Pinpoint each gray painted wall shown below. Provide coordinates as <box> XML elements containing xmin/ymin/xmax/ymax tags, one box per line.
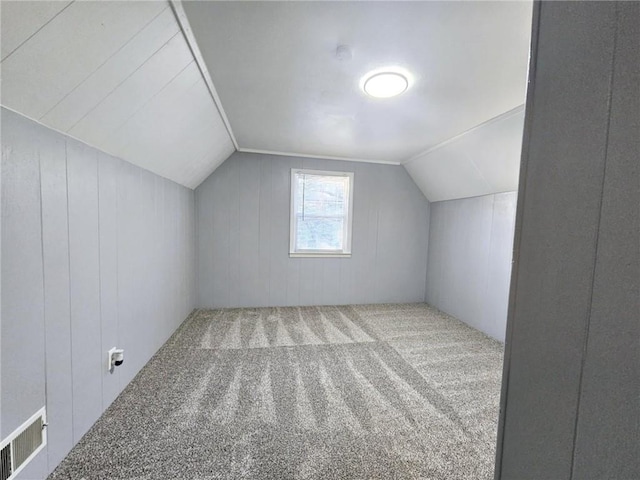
<box><xmin>496</xmin><ymin>3</ymin><xmax>639</xmax><ymax>479</ymax></box>
<box><xmin>426</xmin><ymin>192</ymin><xmax>517</xmax><ymax>341</ymax></box>
<box><xmin>1</xmin><ymin>107</ymin><xmax>197</xmax><ymax>479</ymax></box>
<box><xmin>0</xmin><ymin>100</ymin><xmax>4</xmax><ymax>442</ymax></box>
<box><xmin>196</xmin><ymin>152</ymin><xmax>430</xmax><ymax>308</ymax></box>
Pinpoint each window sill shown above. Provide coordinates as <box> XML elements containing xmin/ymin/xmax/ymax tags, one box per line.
<box><xmin>289</xmin><ymin>253</ymin><xmax>352</xmax><ymax>258</ymax></box>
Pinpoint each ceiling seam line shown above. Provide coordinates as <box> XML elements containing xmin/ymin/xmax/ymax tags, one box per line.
<box><xmin>104</xmin><ymin>58</ymin><xmax>205</xmax><ymax>160</ymax></box>
<box><xmin>237</xmin><ymin>148</ymin><xmax>400</xmax><ymax>166</ymax></box>
<box><xmin>86</xmin><ymin>56</ymin><xmax>196</xmax><ymax>150</ymax></box>
<box><xmin>38</xmin><ymin>4</ymin><xmax>172</xmax><ymax>122</ymax></box>
<box><xmin>403</xmin><ymin>104</ymin><xmax>525</xmax><ymax>165</ymax></box>
<box><xmin>139</xmin><ymin>69</ymin><xmax>235</xmax><ymax>186</ymax></box>
<box><xmin>1</xmin><ymin>0</ymin><xmax>75</xmax><ymax>63</ymax></box>
<box><xmin>467</xmin><ymin>153</ymin><xmax>494</xmax><ymax>192</ymax></box>
<box><xmin>65</xmin><ymin>30</ymin><xmax>185</xmax><ymax>134</ymax></box>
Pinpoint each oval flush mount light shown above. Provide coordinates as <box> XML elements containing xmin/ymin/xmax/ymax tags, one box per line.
<box><xmin>361</xmin><ymin>68</ymin><xmax>412</xmax><ymax>98</ymax></box>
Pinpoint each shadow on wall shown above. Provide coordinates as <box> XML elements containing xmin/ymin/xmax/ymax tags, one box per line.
<box><xmin>426</xmin><ymin>192</ymin><xmax>517</xmax><ymax>342</ymax></box>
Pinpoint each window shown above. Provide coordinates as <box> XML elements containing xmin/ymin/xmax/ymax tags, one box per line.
<box><xmin>290</xmin><ymin>169</ymin><xmax>354</xmax><ymax>257</ymax></box>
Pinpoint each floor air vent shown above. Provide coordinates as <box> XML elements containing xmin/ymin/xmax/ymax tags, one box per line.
<box><xmin>0</xmin><ymin>408</ymin><xmax>47</xmax><ymax>480</ymax></box>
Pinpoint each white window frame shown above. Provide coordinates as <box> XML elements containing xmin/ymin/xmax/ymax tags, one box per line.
<box><xmin>289</xmin><ymin>168</ymin><xmax>354</xmax><ymax>258</ymax></box>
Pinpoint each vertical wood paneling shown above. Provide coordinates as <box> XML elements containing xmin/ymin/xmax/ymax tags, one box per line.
<box><xmin>67</xmin><ymin>140</ymin><xmax>102</xmax><ymax>441</ymax></box>
<box><xmin>161</xmin><ymin>178</ymin><xmax>172</xmax><ymax>336</ymax></box>
<box><xmin>195</xmin><ymin>152</ymin><xmax>430</xmax><ymax>308</ymax></box>
<box><xmin>0</xmin><ymin>105</ymin><xmax>2</xmax><ymax>442</ymax></box>
<box><xmin>177</xmin><ymin>184</ymin><xmax>186</xmax><ymax>320</ymax></box>
<box><xmin>196</xmin><ymin>175</ymin><xmax>213</xmax><ymax>305</ymax></box>
<box><xmin>376</xmin><ymin>166</ymin><xmax>429</xmax><ymax>303</ymax></box>
<box><xmin>258</xmin><ymin>156</ymin><xmax>272</xmax><ymax>305</ymax></box>
<box><xmin>276</xmin><ymin>156</ymin><xmax>298</xmax><ymax>307</ymax></box>
<box><xmin>116</xmin><ymin>160</ymin><xmax>136</xmax><ymax>389</ymax></box>
<box><xmin>180</xmin><ymin>185</ymin><xmax>187</xmax><ymax>315</ymax></box>
<box><xmin>212</xmin><ymin>160</ymin><xmax>231</xmax><ymax>306</ymax></box>
<box><xmin>151</xmin><ymin>176</ymin><xmax>164</xmax><ymax>347</ymax></box>
<box><xmin>374</xmin><ymin>164</ymin><xmax>399</xmax><ymax>302</ymax></box>
<box><xmin>406</xmin><ymin>170</ymin><xmax>430</xmax><ymax>301</ymax></box>
<box><xmin>311</xmin><ymin>258</ymin><xmax>324</xmax><ymax>306</ymax></box>
<box><xmin>162</xmin><ymin>180</ymin><xmax>177</xmax><ymax>340</ymax></box>
<box><xmin>98</xmin><ymin>153</ymin><xmax>120</xmax><ymax>407</ymax></box>
<box><xmin>40</xmin><ymin>128</ymin><xmax>73</xmax><ymax>469</ymax></box>
<box><xmin>321</xmin><ymin>260</ymin><xmax>341</xmax><ymax>306</ymax></box>
<box><xmin>134</xmin><ymin>169</ymin><xmax>155</xmax><ymax>365</ymax></box>
<box><xmin>497</xmin><ymin>3</ymin><xmax>622</xmax><ymax>479</ymax></box>
<box><xmin>2</xmin><ymin>107</ymin><xmax>197</xmax><ymax>478</ymax></box>
<box><xmin>336</xmin><ymin>162</ymin><xmax>358</xmax><ymax>304</ymax></box>
<box><xmin>168</xmin><ymin>179</ymin><xmax>178</xmax><ymax>340</ymax></box>
<box><xmin>425</xmin><ymin>192</ymin><xmax>517</xmax><ymax>341</ymax></box>
<box><xmin>1</xmin><ymin>110</ymin><xmax>47</xmax><ymax>479</ymax></box>
<box><xmin>178</xmin><ymin>184</ymin><xmax>189</xmax><ymax>321</ymax></box>
<box><xmin>228</xmin><ymin>159</ymin><xmax>241</xmax><ymax>307</ymax></box>
<box><xmin>298</xmin><ymin>258</ymin><xmax>314</xmax><ymax>306</ymax></box>
<box><xmin>364</xmin><ymin>165</ymin><xmax>381</xmax><ymax>302</ymax></box>
<box><xmin>571</xmin><ymin>4</ymin><xmax>640</xmax><ymax>478</ymax></box>
<box><xmin>424</xmin><ymin>204</ymin><xmax>441</xmax><ymax>305</ymax></box>
<box><xmin>184</xmin><ymin>188</ymin><xmax>195</xmax><ymax>316</ymax></box>
<box><xmin>484</xmin><ymin>192</ymin><xmax>517</xmax><ymax>340</ymax></box>
<box><xmin>349</xmin><ymin>162</ymin><xmax>373</xmax><ymax>304</ymax></box>
<box><xmin>237</xmin><ymin>155</ymin><xmax>261</xmax><ymax>306</ymax></box>
<box><xmin>187</xmin><ymin>190</ymin><xmax>197</xmax><ymax>310</ymax></box>
<box><xmin>125</xmin><ymin>166</ymin><xmax>142</xmax><ymax>376</ymax></box>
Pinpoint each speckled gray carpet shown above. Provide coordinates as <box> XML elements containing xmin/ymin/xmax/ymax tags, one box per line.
<box><xmin>48</xmin><ymin>304</ymin><xmax>504</xmax><ymax>480</ymax></box>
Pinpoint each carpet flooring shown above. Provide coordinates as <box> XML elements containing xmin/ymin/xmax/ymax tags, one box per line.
<box><xmin>48</xmin><ymin>304</ymin><xmax>504</xmax><ymax>480</ymax></box>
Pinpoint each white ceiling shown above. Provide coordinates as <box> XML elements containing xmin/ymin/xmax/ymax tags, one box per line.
<box><xmin>405</xmin><ymin>106</ymin><xmax>525</xmax><ymax>202</ymax></box>
<box><xmin>1</xmin><ymin>1</ymin><xmax>531</xmax><ymax>198</ymax></box>
<box><xmin>0</xmin><ymin>0</ymin><xmax>234</xmax><ymax>189</ymax></box>
<box><xmin>182</xmin><ymin>0</ymin><xmax>532</xmax><ymax>164</ymax></box>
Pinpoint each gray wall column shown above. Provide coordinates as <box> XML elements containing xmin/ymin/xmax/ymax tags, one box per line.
<box><xmin>496</xmin><ymin>2</ymin><xmax>639</xmax><ymax>479</ymax></box>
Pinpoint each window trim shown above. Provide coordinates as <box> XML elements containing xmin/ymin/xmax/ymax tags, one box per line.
<box><xmin>289</xmin><ymin>168</ymin><xmax>354</xmax><ymax>258</ymax></box>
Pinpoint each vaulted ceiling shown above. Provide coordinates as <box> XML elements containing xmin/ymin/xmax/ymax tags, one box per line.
<box><xmin>1</xmin><ymin>1</ymin><xmax>532</xmax><ymax>199</ymax></box>
<box><xmin>183</xmin><ymin>0</ymin><xmax>531</xmax><ymax>164</ymax></box>
<box><xmin>1</xmin><ymin>0</ymin><xmax>234</xmax><ymax>189</ymax></box>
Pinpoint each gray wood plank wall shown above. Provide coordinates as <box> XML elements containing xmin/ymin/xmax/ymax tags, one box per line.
<box><xmin>496</xmin><ymin>2</ymin><xmax>639</xmax><ymax>479</ymax></box>
<box><xmin>195</xmin><ymin>152</ymin><xmax>430</xmax><ymax>308</ymax></box>
<box><xmin>426</xmin><ymin>192</ymin><xmax>517</xmax><ymax>341</ymax></box>
<box><xmin>0</xmin><ymin>107</ymin><xmax>197</xmax><ymax>478</ymax></box>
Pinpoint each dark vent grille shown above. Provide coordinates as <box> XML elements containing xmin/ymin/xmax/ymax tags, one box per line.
<box><xmin>0</xmin><ymin>444</ymin><xmax>12</xmax><ymax>480</ymax></box>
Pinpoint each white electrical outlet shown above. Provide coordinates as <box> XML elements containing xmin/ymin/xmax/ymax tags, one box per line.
<box><xmin>107</xmin><ymin>347</ymin><xmax>124</xmax><ymax>373</ymax></box>
<box><xmin>107</xmin><ymin>348</ymin><xmax>117</xmax><ymax>373</ymax></box>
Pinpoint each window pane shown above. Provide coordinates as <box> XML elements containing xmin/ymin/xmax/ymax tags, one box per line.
<box><xmin>295</xmin><ymin>174</ymin><xmax>347</xmax><ymax>217</ymax></box>
<box><xmin>296</xmin><ymin>216</ymin><xmax>344</xmax><ymax>250</ymax></box>
<box><xmin>291</xmin><ymin>170</ymin><xmax>353</xmax><ymax>255</ymax></box>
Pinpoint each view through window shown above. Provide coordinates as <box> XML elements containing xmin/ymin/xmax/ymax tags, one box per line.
<box><xmin>290</xmin><ymin>169</ymin><xmax>354</xmax><ymax>256</ymax></box>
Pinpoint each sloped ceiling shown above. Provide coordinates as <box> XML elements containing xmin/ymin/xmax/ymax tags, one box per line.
<box><xmin>1</xmin><ymin>1</ymin><xmax>532</xmax><ymax>199</ymax></box>
<box><xmin>405</xmin><ymin>107</ymin><xmax>525</xmax><ymax>202</ymax></box>
<box><xmin>0</xmin><ymin>0</ymin><xmax>234</xmax><ymax>189</ymax></box>
<box><xmin>181</xmin><ymin>1</ymin><xmax>531</xmax><ymax>168</ymax></box>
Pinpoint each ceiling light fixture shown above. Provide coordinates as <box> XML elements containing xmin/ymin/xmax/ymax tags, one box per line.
<box><xmin>361</xmin><ymin>68</ymin><xmax>411</xmax><ymax>99</ymax></box>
